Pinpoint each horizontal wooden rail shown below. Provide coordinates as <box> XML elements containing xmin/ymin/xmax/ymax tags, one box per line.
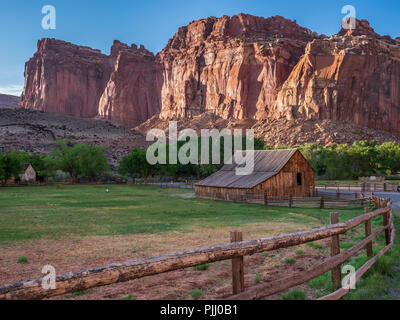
<box><xmin>316</xmin><ymin>182</ymin><xmax>400</xmax><ymax>193</ymax></box>
<box><xmin>0</xmin><ymin>206</ymin><xmax>392</xmax><ymax>300</ymax></box>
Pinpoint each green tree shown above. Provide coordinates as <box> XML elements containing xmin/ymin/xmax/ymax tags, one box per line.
<box><xmin>376</xmin><ymin>142</ymin><xmax>400</xmax><ymax>175</ymax></box>
<box><xmin>119</xmin><ymin>147</ymin><xmax>157</xmax><ymax>182</ymax></box>
<box><xmin>50</xmin><ymin>140</ymin><xmax>109</xmax><ymax>183</ymax></box>
<box><xmin>75</xmin><ymin>144</ymin><xmax>110</xmax><ymax>181</ymax></box>
<box><xmin>0</xmin><ymin>151</ymin><xmax>24</xmax><ymax>184</ymax></box>
<box><xmin>299</xmin><ymin>143</ymin><xmax>326</xmax><ymax>176</ymax></box>
<box><xmin>26</xmin><ymin>153</ymin><xmax>57</xmax><ymax>181</ymax></box>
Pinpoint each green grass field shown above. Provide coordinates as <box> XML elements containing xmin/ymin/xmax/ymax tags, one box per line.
<box><xmin>0</xmin><ymin>184</ymin><xmax>365</xmax><ymax>245</ymax></box>
<box><xmin>0</xmin><ymin>184</ymin><xmax>398</xmax><ymax>300</ymax></box>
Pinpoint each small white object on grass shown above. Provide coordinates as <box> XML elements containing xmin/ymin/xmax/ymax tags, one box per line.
<box><xmin>106</xmin><ymin>189</ymin><xmax>109</xmax><ymax>193</ymax></box>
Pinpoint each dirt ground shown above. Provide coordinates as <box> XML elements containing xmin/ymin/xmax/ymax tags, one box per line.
<box><xmin>0</xmin><ymin>224</ymin><xmax>331</xmax><ymax>300</ymax></box>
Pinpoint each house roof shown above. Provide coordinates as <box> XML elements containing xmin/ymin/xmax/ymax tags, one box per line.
<box><xmin>196</xmin><ymin>149</ymin><xmax>299</xmax><ymax>189</ymax></box>
<box><xmin>22</xmin><ymin>164</ymin><xmax>35</xmax><ymax>172</ymax></box>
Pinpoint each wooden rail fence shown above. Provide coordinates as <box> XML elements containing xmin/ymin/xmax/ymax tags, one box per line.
<box><xmin>0</xmin><ymin>196</ymin><xmax>394</xmax><ymax>300</ymax></box>
<box><xmin>201</xmin><ymin>190</ymin><xmax>372</xmax><ymax>209</ymax></box>
<box><xmin>317</xmin><ymin>182</ymin><xmax>400</xmax><ymax>193</ymax></box>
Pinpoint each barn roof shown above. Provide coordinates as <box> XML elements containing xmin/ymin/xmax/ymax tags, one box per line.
<box><xmin>196</xmin><ymin>149</ymin><xmax>298</xmax><ymax>189</ymax></box>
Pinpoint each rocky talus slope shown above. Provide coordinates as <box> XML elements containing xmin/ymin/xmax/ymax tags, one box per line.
<box><xmin>0</xmin><ymin>108</ymin><xmax>147</xmax><ymax>169</ymax></box>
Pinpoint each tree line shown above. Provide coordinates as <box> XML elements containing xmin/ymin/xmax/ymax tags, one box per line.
<box><xmin>119</xmin><ymin>139</ymin><xmax>400</xmax><ymax>181</ymax></box>
<box><xmin>299</xmin><ymin>141</ymin><xmax>400</xmax><ymax>180</ymax></box>
<box><xmin>1</xmin><ymin>139</ymin><xmax>399</xmax><ymax>184</ymax></box>
<box><xmin>0</xmin><ymin>140</ymin><xmax>109</xmax><ymax>184</ymax></box>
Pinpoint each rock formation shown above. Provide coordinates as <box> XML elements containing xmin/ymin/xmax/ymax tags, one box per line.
<box><xmin>20</xmin><ymin>38</ymin><xmax>113</xmax><ymax>118</ymax></box>
<box><xmin>98</xmin><ymin>41</ymin><xmax>163</xmax><ymax>127</ymax></box>
<box><xmin>19</xmin><ymin>14</ymin><xmax>400</xmax><ymax>136</ymax></box>
<box><xmin>158</xmin><ymin>14</ymin><xmax>316</xmax><ymax>120</ymax></box>
<box><xmin>274</xmin><ymin>19</ymin><xmax>400</xmax><ymax>133</ymax></box>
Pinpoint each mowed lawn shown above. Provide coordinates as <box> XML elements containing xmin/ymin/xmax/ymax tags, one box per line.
<box><xmin>0</xmin><ymin>185</ymin><xmax>365</xmax><ymax>245</ymax></box>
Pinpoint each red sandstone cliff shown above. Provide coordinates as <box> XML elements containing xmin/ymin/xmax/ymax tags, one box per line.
<box><xmin>274</xmin><ymin>20</ymin><xmax>400</xmax><ymax>133</ymax></box>
<box><xmin>98</xmin><ymin>41</ymin><xmax>163</xmax><ymax>127</ymax></box>
<box><xmin>20</xmin><ymin>38</ymin><xmax>113</xmax><ymax>118</ymax></box>
<box><xmin>158</xmin><ymin>14</ymin><xmax>317</xmax><ymax>120</ymax></box>
<box><xmin>19</xmin><ymin>15</ymin><xmax>400</xmax><ymax>135</ymax></box>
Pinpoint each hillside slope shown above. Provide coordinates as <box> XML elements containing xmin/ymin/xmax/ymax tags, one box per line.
<box><xmin>0</xmin><ymin>108</ymin><xmax>147</xmax><ymax>168</ymax></box>
<box><xmin>0</xmin><ymin>94</ymin><xmax>19</xmax><ymax>109</ymax></box>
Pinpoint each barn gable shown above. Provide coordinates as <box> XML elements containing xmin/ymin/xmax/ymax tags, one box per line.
<box><xmin>195</xmin><ymin>149</ymin><xmax>315</xmax><ymax>200</ymax></box>
<box><xmin>196</xmin><ymin>149</ymin><xmax>300</xmax><ymax>189</ymax></box>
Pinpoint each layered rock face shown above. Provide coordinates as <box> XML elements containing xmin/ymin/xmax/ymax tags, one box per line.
<box><xmin>158</xmin><ymin>14</ymin><xmax>316</xmax><ymax>120</ymax></box>
<box><xmin>98</xmin><ymin>41</ymin><xmax>163</xmax><ymax>127</ymax></box>
<box><xmin>274</xmin><ymin>20</ymin><xmax>400</xmax><ymax>133</ymax></box>
<box><xmin>19</xmin><ymin>15</ymin><xmax>400</xmax><ymax>135</ymax></box>
<box><xmin>20</xmin><ymin>38</ymin><xmax>113</xmax><ymax>118</ymax></box>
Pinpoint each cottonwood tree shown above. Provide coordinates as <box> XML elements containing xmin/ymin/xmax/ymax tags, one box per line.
<box><xmin>119</xmin><ymin>147</ymin><xmax>158</xmax><ymax>182</ymax></box>
<box><xmin>50</xmin><ymin>140</ymin><xmax>109</xmax><ymax>183</ymax></box>
<box><xmin>0</xmin><ymin>151</ymin><xmax>24</xmax><ymax>184</ymax></box>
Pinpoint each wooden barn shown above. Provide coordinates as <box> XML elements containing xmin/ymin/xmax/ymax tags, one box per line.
<box><xmin>195</xmin><ymin>149</ymin><xmax>315</xmax><ymax>202</ymax></box>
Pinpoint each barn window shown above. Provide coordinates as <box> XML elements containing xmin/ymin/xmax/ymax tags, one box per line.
<box><xmin>297</xmin><ymin>173</ymin><xmax>302</xmax><ymax>186</ymax></box>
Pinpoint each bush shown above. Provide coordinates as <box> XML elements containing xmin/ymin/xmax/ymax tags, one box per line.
<box><xmin>284</xmin><ymin>258</ymin><xmax>296</xmax><ymax>265</ymax></box>
<box><xmin>296</xmin><ymin>249</ymin><xmax>305</xmax><ymax>255</ymax></box>
<box><xmin>281</xmin><ymin>290</ymin><xmax>306</xmax><ymax>300</ymax></box>
<box><xmin>254</xmin><ymin>274</ymin><xmax>262</xmax><ymax>283</ymax></box>
<box><xmin>17</xmin><ymin>256</ymin><xmax>28</xmax><ymax>264</ymax></box>
<box><xmin>193</xmin><ymin>263</ymin><xmax>210</xmax><ymax>271</ymax></box>
<box><xmin>190</xmin><ymin>289</ymin><xmax>203</xmax><ymax>299</ymax></box>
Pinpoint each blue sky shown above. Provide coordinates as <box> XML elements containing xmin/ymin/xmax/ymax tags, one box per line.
<box><xmin>1</xmin><ymin>0</ymin><xmax>399</xmax><ymax>96</ymax></box>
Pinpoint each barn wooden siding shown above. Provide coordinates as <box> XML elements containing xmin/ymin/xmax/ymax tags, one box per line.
<box><xmin>195</xmin><ymin>150</ymin><xmax>315</xmax><ymax>201</ymax></box>
<box><xmin>251</xmin><ymin>150</ymin><xmax>314</xmax><ymax>197</ymax></box>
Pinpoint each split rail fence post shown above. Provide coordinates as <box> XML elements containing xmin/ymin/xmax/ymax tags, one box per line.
<box><xmin>330</xmin><ymin>212</ymin><xmax>342</xmax><ymax>290</ymax></box>
<box><xmin>230</xmin><ymin>231</ymin><xmax>245</xmax><ymax>295</ymax></box>
<box><xmin>289</xmin><ymin>195</ymin><xmax>293</xmax><ymax>208</ymax></box>
<box><xmin>364</xmin><ymin>207</ymin><xmax>373</xmax><ymax>258</ymax></box>
<box><xmin>320</xmin><ymin>196</ymin><xmax>325</xmax><ymax>209</ymax></box>
<box><xmin>383</xmin><ymin>209</ymin><xmax>391</xmax><ymax>246</ymax></box>
<box><xmin>264</xmin><ymin>191</ymin><xmax>268</xmax><ymax>206</ymax></box>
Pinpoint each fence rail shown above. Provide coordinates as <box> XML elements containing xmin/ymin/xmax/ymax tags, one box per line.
<box><xmin>0</xmin><ymin>196</ymin><xmax>394</xmax><ymax>300</ymax></box>
<box><xmin>198</xmin><ymin>190</ymin><xmax>372</xmax><ymax>209</ymax></box>
<box><xmin>317</xmin><ymin>182</ymin><xmax>400</xmax><ymax>193</ymax></box>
